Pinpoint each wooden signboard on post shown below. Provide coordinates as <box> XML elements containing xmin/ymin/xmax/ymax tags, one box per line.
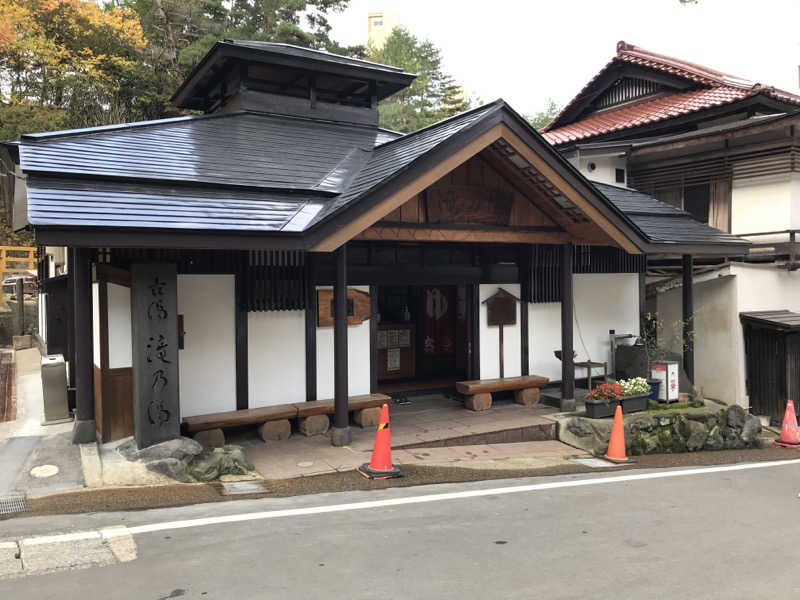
<box><xmin>131</xmin><ymin>263</ymin><xmax>180</xmax><ymax>449</ymax></box>
<box><xmin>483</xmin><ymin>288</ymin><xmax>519</xmax><ymax>378</ymax></box>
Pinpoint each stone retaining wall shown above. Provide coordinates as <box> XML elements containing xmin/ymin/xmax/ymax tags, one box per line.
<box><xmin>558</xmin><ymin>405</ymin><xmax>762</xmax><ymax>457</ymax></box>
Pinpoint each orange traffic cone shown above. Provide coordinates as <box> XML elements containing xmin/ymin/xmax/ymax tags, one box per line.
<box><xmin>775</xmin><ymin>399</ymin><xmax>800</xmax><ymax>448</ymax></box>
<box><xmin>358</xmin><ymin>404</ymin><xmax>403</xmax><ymax>479</ymax></box>
<box><xmin>604</xmin><ymin>405</ymin><xmax>634</xmax><ymax>464</ymax></box>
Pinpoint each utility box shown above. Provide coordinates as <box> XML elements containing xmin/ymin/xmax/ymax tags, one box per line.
<box><xmin>41</xmin><ymin>354</ymin><xmax>71</xmax><ymax>424</ymax></box>
<box><xmin>651</xmin><ymin>361</ymin><xmax>679</xmax><ymax>403</ymax></box>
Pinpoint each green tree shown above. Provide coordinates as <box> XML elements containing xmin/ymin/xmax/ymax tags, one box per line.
<box><xmin>367</xmin><ymin>27</ymin><xmax>471</xmax><ymax>133</ymax></box>
<box><xmin>526</xmin><ymin>98</ymin><xmax>560</xmax><ymax>130</ymax></box>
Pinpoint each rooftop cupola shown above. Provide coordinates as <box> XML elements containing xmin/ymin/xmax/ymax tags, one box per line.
<box><xmin>171</xmin><ymin>40</ymin><xmax>416</xmax><ymax>126</ymax></box>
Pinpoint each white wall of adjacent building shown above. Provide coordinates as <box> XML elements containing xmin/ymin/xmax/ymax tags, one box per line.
<box><xmin>569</xmin><ymin>154</ymin><xmax>628</xmax><ymax>187</ymax></box>
<box><xmin>655</xmin><ymin>263</ymin><xmax>800</xmax><ymax>410</ymax></box>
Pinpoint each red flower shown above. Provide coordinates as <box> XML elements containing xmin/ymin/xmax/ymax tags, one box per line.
<box><xmin>586</xmin><ymin>383</ymin><xmax>622</xmax><ymax>403</ymax></box>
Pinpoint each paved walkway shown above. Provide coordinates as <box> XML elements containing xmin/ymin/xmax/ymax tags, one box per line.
<box><xmin>0</xmin><ymin>349</ymin><xmax>82</xmax><ymax>503</ymax></box>
<box><xmin>243</xmin><ymin>396</ymin><xmax>584</xmax><ymax>480</ymax></box>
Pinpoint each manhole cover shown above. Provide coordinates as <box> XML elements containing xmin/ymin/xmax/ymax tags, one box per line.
<box><xmin>30</xmin><ymin>464</ymin><xmax>59</xmax><ymax>478</ymax></box>
<box><xmin>297</xmin><ymin>461</ymin><xmax>314</xmax><ymax>468</ymax></box>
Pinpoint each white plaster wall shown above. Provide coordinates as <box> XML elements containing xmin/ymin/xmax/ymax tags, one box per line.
<box><xmin>39</xmin><ymin>292</ymin><xmax>46</xmax><ymax>345</ymax></box>
<box><xmin>527</xmin><ymin>273</ymin><xmax>640</xmax><ymax>382</ymax></box>
<box><xmin>177</xmin><ymin>275</ymin><xmax>236</xmax><ymax>418</ymax></box>
<box><xmin>316</xmin><ymin>285</ymin><xmax>371</xmax><ymax>400</ymax></box>
<box><xmin>730</xmin><ymin>174</ymin><xmax>792</xmax><ymax>240</ymax></box>
<box><xmin>479</xmin><ymin>284</ymin><xmax>521</xmax><ymax>379</ymax></box>
<box><xmin>107</xmin><ymin>282</ymin><xmax>132</xmax><ymax>369</ymax></box>
<box><xmin>577</xmin><ymin>155</ymin><xmax>628</xmax><ymax>187</ymax></box>
<box><xmin>92</xmin><ymin>282</ymin><xmax>100</xmax><ymax>367</ymax></box>
<box><xmin>248</xmin><ymin>310</ymin><xmax>306</xmax><ymax>407</ymax></box>
<box><xmin>657</xmin><ymin>274</ymin><xmax>741</xmax><ymax>404</ymax></box>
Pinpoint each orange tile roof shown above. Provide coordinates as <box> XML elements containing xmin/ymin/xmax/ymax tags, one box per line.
<box><xmin>543</xmin><ymin>41</ymin><xmax>800</xmax><ymax>145</ymax></box>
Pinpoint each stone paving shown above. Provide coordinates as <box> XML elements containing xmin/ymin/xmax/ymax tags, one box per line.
<box><xmin>244</xmin><ymin>395</ymin><xmax>586</xmax><ymax>480</ymax></box>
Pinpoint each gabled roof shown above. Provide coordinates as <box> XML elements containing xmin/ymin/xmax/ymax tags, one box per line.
<box><xmin>543</xmin><ymin>41</ymin><xmax>800</xmax><ymax>145</ymax></box>
<box><xmin>19</xmin><ymin>99</ymin><xmax>750</xmax><ymax>256</ymax></box>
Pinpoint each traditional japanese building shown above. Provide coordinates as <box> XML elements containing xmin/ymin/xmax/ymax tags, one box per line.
<box><xmin>0</xmin><ymin>41</ymin><xmax>748</xmax><ymax>447</ymax></box>
<box><xmin>542</xmin><ymin>41</ymin><xmax>800</xmax><ymax>422</ymax></box>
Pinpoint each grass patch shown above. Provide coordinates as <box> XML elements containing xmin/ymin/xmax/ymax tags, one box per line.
<box><xmin>647</xmin><ymin>400</ymin><xmax>692</xmax><ymax>411</ymax></box>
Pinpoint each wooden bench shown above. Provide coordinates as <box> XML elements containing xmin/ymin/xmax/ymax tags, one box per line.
<box><xmin>181</xmin><ymin>393</ymin><xmax>391</xmax><ymax>442</ymax></box>
<box><xmin>456</xmin><ymin>375</ymin><xmax>549</xmax><ymax>411</ymax></box>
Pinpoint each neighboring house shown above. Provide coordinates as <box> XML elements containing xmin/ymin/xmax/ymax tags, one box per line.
<box><xmin>543</xmin><ymin>41</ymin><xmax>800</xmax><ymax>421</ymax></box>
<box><xmin>0</xmin><ymin>41</ymin><xmax>746</xmax><ymax>448</ymax></box>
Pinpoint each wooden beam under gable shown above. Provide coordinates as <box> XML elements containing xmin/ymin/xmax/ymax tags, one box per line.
<box><xmin>498</xmin><ymin>125</ymin><xmax>642</xmax><ymax>254</ymax></box>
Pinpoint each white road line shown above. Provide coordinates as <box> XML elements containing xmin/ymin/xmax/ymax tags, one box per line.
<box><xmin>97</xmin><ymin>458</ymin><xmax>800</xmax><ymax>539</ymax></box>
<box><xmin>16</xmin><ymin>459</ymin><xmax>800</xmax><ymax>545</ymax></box>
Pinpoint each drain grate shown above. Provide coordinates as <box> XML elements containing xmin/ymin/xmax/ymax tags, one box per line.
<box><xmin>0</xmin><ymin>494</ymin><xmax>26</xmax><ymax>516</ymax></box>
<box><xmin>219</xmin><ymin>481</ymin><xmax>269</xmax><ymax>496</ymax></box>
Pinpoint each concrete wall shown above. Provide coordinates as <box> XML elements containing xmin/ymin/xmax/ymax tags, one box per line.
<box><xmin>527</xmin><ymin>273</ymin><xmax>640</xmax><ymax>382</ymax></box>
<box><xmin>655</xmin><ymin>263</ymin><xmax>800</xmax><ymax>409</ymax></box>
<box><xmin>177</xmin><ymin>275</ymin><xmax>236</xmax><ymax>418</ymax></box>
<box><xmin>248</xmin><ymin>310</ymin><xmax>306</xmax><ymax>407</ymax></box>
<box><xmin>656</xmin><ymin>274</ymin><xmax>741</xmax><ymax>404</ymax></box>
<box><xmin>316</xmin><ymin>285</ymin><xmax>371</xmax><ymax>400</ymax></box>
<box><xmin>479</xmin><ymin>284</ymin><xmax>521</xmax><ymax>379</ymax></box>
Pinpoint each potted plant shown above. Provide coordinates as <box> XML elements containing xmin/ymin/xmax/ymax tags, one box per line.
<box><xmin>585</xmin><ymin>382</ymin><xmax>622</xmax><ymax>419</ymax></box>
<box><xmin>618</xmin><ymin>377</ymin><xmax>651</xmax><ymax>413</ymax></box>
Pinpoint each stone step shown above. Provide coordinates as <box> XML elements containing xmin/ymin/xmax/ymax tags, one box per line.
<box><xmin>394</xmin><ymin>421</ymin><xmax>556</xmax><ymax>449</ymax></box>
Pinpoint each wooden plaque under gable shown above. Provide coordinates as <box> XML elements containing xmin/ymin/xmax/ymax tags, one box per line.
<box><xmin>427</xmin><ymin>185</ymin><xmax>513</xmax><ymax>226</ymax></box>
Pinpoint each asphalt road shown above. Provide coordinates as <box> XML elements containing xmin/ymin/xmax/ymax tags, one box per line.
<box><xmin>2</xmin><ymin>460</ymin><xmax>800</xmax><ymax>599</ymax></box>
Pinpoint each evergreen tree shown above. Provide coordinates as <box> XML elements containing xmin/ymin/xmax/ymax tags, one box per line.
<box><xmin>367</xmin><ymin>27</ymin><xmax>471</xmax><ymax>133</ymax></box>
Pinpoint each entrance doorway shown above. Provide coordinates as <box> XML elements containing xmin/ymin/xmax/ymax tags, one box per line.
<box><xmin>376</xmin><ymin>285</ymin><xmax>469</xmax><ymax>393</ymax></box>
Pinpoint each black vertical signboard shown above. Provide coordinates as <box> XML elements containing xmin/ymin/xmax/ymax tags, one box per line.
<box><xmin>131</xmin><ymin>263</ymin><xmax>179</xmax><ymax>449</ymax></box>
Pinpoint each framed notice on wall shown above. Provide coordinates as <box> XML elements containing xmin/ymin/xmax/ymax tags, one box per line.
<box><xmin>377</xmin><ymin>322</ymin><xmax>415</xmax><ymax>380</ymax></box>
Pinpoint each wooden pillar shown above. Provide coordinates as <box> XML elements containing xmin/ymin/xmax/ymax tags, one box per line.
<box><xmin>304</xmin><ymin>253</ymin><xmax>317</xmax><ymax>402</ymax></box>
<box><xmin>560</xmin><ymin>243</ymin><xmax>575</xmax><ymax>411</ymax></box>
<box><xmin>234</xmin><ymin>267</ymin><xmax>248</xmax><ymax>411</ymax></box>
<box><xmin>71</xmin><ymin>247</ymin><xmax>96</xmax><ymax>443</ymax></box>
<box><xmin>682</xmin><ymin>254</ymin><xmax>694</xmax><ymax>384</ymax></box>
<box><xmin>66</xmin><ymin>248</ymin><xmax>76</xmax><ymax>411</ymax></box>
<box><xmin>331</xmin><ymin>245</ymin><xmax>351</xmax><ymax>446</ymax></box>
<box><xmin>469</xmin><ymin>283</ymin><xmax>480</xmax><ymax>380</ymax></box>
<box><xmin>369</xmin><ymin>284</ymin><xmax>378</xmax><ymax>394</ymax></box>
<box><xmin>519</xmin><ymin>245</ymin><xmax>531</xmax><ymax>377</ymax></box>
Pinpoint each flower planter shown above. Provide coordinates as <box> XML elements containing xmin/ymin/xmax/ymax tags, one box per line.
<box><xmin>585</xmin><ymin>398</ymin><xmax>620</xmax><ymax>419</ymax></box>
<box><xmin>621</xmin><ymin>393</ymin><xmax>649</xmax><ymax>414</ymax></box>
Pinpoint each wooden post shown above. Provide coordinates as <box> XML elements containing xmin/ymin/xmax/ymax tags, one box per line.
<box><xmin>14</xmin><ymin>278</ymin><xmax>23</xmax><ymax>336</ymax></box>
<box><xmin>682</xmin><ymin>254</ymin><xmax>694</xmax><ymax>384</ymax></box>
<box><xmin>519</xmin><ymin>245</ymin><xmax>530</xmax><ymax>377</ymax></box>
<box><xmin>369</xmin><ymin>284</ymin><xmax>378</xmax><ymax>394</ymax></box>
<box><xmin>71</xmin><ymin>247</ymin><xmax>96</xmax><ymax>443</ymax></box>
<box><xmin>498</xmin><ymin>323</ymin><xmax>504</xmax><ymax>378</ymax></box>
<box><xmin>469</xmin><ymin>283</ymin><xmax>480</xmax><ymax>380</ymax></box>
<box><xmin>234</xmin><ymin>267</ymin><xmax>248</xmax><ymax>411</ymax></box>
<box><xmin>560</xmin><ymin>243</ymin><xmax>575</xmax><ymax>411</ymax></box>
<box><xmin>331</xmin><ymin>244</ymin><xmax>351</xmax><ymax>446</ymax></box>
<box><xmin>304</xmin><ymin>252</ymin><xmax>317</xmax><ymax>402</ymax></box>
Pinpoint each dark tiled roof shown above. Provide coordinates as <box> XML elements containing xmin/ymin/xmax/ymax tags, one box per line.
<box><xmin>594</xmin><ymin>182</ymin><xmax>747</xmax><ymax>247</ymax></box>
<box><xmin>18</xmin><ymin>99</ymin><xmax>749</xmax><ymax>254</ymax></box>
<box><xmin>26</xmin><ymin>176</ymin><xmax>319</xmax><ymax>231</ymax></box>
<box><xmin>20</xmin><ymin>112</ymin><xmax>379</xmax><ymax>193</ymax></box>
<box><xmin>741</xmin><ymin>310</ymin><xmax>800</xmax><ymax>331</ymax></box>
<box><xmin>543</xmin><ymin>41</ymin><xmax>800</xmax><ymax>145</ymax></box>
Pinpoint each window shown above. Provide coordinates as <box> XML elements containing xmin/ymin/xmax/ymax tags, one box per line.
<box><xmin>615</xmin><ymin>168</ymin><xmax>625</xmax><ymax>184</ymax></box>
<box><xmin>683</xmin><ymin>184</ymin><xmax>710</xmax><ymax>223</ymax></box>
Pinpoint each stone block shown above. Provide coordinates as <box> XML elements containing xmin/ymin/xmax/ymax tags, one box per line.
<box><xmin>193</xmin><ymin>428</ymin><xmax>225</xmax><ymax>449</ymax></box>
<box><xmin>354</xmin><ymin>407</ymin><xmax>382</xmax><ymax>428</ymax></box>
<box><xmin>298</xmin><ymin>414</ymin><xmax>330</xmax><ymax>436</ymax></box>
<box><xmin>258</xmin><ymin>419</ymin><xmax>291</xmax><ymax>441</ymax></box>
<box><xmin>464</xmin><ymin>393</ymin><xmax>492</xmax><ymax>411</ymax></box>
<box><xmin>514</xmin><ymin>388</ymin><xmax>540</xmax><ymax>406</ymax></box>
<box><xmin>12</xmin><ymin>334</ymin><xmax>31</xmax><ymax>350</ymax></box>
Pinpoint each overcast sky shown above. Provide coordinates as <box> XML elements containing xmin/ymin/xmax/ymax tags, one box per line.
<box><xmin>327</xmin><ymin>0</ymin><xmax>800</xmax><ymax>116</ymax></box>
